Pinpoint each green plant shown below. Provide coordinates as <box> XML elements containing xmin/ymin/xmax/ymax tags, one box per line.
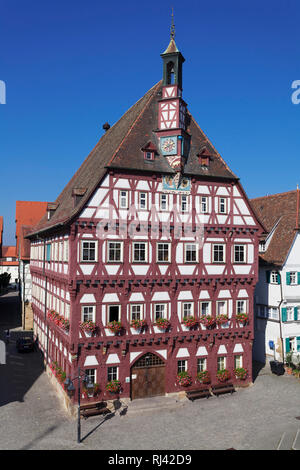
<box><xmin>196</xmin><ymin>370</ymin><xmax>211</xmax><ymax>384</ymax></box>
<box><xmin>285</xmin><ymin>351</ymin><xmax>293</xmax><ymax>367</ymax></box>
<box><xmin>177</xmin><ymin>371</ymin><xmax>192</xmax><ymax>387</ymax></box>
<box><xmin>234</xmin><ymin>367</ymin><xmax>248</xmax><ymax>380</ymax></box>
<box><xmin>106</xmin><ymin>379</ymin><xmax>121</xmax><ymax>393</ymax></box>
<box><xmin>217</xmin><ymin>369</ymin><xmax>231</xmax><ymax>382</ymax></box>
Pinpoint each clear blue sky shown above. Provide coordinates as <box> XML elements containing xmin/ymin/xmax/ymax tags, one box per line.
<box><xmin>1</xmin><ymin>0</ymin><xmax>300</xmax><ymax>244</ymax></box>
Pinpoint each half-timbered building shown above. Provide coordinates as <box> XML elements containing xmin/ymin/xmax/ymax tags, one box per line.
<box><xmin>28</xmin><ymin>35</ymin><xmax>264</xmax><ymax>404</ymax></box>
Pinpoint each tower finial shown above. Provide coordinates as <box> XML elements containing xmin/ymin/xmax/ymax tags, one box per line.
<box><xmin>170</xmin><ymin>7</ymin><xmax>175</xmax><ymax>39</ymax></box>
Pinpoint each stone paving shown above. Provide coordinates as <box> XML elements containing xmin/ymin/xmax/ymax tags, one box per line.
<box><xmin>1</xmin><ymin>292</ymin><xmax>300</xmax><ymax>450</ymax></box>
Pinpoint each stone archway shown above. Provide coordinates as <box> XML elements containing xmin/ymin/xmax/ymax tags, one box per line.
<box><xmin>131</xmin><ymin>352</ymin><xmax>166</xmax><ymax>400</ymax></box>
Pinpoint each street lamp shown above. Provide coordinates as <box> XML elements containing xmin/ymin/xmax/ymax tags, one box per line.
<box><xmin>64</xmin><ymin>366</ymin><xmax>94</xmax><ymax>443</ymax></box>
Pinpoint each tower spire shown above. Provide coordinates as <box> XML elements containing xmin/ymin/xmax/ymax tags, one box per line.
<box><xmin>170</xmin><ymin>7</ymin><xmax>175</xmax><ymax>39</ymax></box>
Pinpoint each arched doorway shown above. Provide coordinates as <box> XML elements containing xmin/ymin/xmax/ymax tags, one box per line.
<box><xmin>131</xmin><ymin>353</ymin><xmax>166</xmax><ymax>400</ymax></box>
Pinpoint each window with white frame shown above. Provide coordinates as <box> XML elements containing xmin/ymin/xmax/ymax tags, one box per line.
<box><xmin>200</xmin><ymin>301</ymin><xmax>211</xmax><ymax>316</ymax></box>
<box><xmin>177</xmin><ymin>360</ymin><xmax>187</xmax><ymax>373</ymax></box>
<box><xmin>217</xmin><ymin>301</ymin><xmax>227</xmax><ymax>315</ymax></box>
<box><xmin>217</xmin><ymin>356</ymin><xmax>226</xmax><ymax>370</ymax></box>
<box><xmin>182</xmin><ymin>302</ymin><xmax>194</xmax><ymax>319</ymax></box>
<box><xmin>234</xmin><ymin>355</ymin><xmax>243</xmax><ymax>369</ymax></box>
<box><xmin>237</xmin><ymin>300</ymin><xmax>247</xmax><ymax>314</ymax></box>
<box><xmin>197</xmin><ymin>358</ymin><xmax>207</xmax><ymax>372</ymax></box>
<box><xmin>139</xmin><ymin>192</ymin><xmax>147</xmax><ymax>210</ymax></box>
<box><xmin>160</xmin><ymin>194</ymin><xmax>168</xmax><ymax>211</ymax></box>
<box><xmin>181</xmin><ymin>195</ymin><xmax>189</xmax><ymax>213</ymax></box>
<box><xmin>130</xmin><ymin>304</ymin><xmax>143</xmax><ymax>321</ymax></box>
<box><xmin>132</xmin><ymin>242</ymin><xmax>147</xmax><ymax>262</ymax></box>
<box><xmin>287</xmin><ymin>306</ymin><xmax>294</xmax><ymax>321</ymax></box>
<box><xmin>200</xmin><ymin>196</ymin><xmax>208</xmax><ymax>213</ymax></box>
<box><xmin>107</xmin><ymin>366</ymin><xmax>118</xmax><ymax>381</ymax></box>
<box><xmin>154</xmin><ymin>303</ymin><xmax>167</xmax><ymax>321</ymax></box>
<box><xmin>85</xmin><ymin>368</ymin><xmax>96</xmax><ymax>384</ymax></box>
<box><xmin>270</xmin><ymin>271</ymin><xmax>279</xmax><ymax>284</ymax></box>
<box><xmin>63</xmin><ymin>240</ymin><xmax>69</xmax><ymax>262</ymax></box>
<box><xmin>268</xmin><ymin>306</ymin><xmax>279</xmax><ymax>320</ymax></box>
<box><xmin>290</xmin><ymin>272</ymin><xmax>297</xmax><ymax>285</ymax></box>
<box><xmin>234</xmin><ymin>245</ymin><xmax>246</xmax><ymax>263</ymax></box>
<box><xmin>81</xmin><ymin>240</ymin><xmax>97</xmax><ymax>262</ymax></box>
<box><xmin>82</xmin><ymin>306</ymin><xmax>95</xmax><ymax>322</ymax></box>
<box><xmin>119</xmin><ymin>190</ymin><xmax>129</xmax><ymax>209</ymax></box>
<box><xmin>108</xmin><ymin>305</ymin><xmax>120</xmax><ymax>323</ymax></box>
<box><xmin>184</xmin><ymin>243</ymin><xmax>198</xmax><ymax>263</ymax></box>
<box><xmin>157</xmin><ymin>243</ymin><xmax>171</xmax><ymax>262</ymax></box>
<box><xmin>213</xmin><ymin>244</ymin><xmax>225</xmax><ymax>263</ymax></box>
<box><xmin>219</xmin><ymin>197</ymin><xmax>227</xmax><ymax>214</ymax></box>
<box><xmin>107</xmin><ymin>241</ymin><xmax>123</xmax><ymax>262</ymax></box>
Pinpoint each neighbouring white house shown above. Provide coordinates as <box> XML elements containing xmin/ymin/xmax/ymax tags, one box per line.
<box><xmin>251</xmin><ymin>189</ymin><xmax>300</xmax><ymax>366</ymax></box>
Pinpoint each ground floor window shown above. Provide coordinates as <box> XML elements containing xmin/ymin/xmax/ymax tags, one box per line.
<box><xmin>197</xmin><ymin>358</ymin><xmax>207</xmax><ymax>372</ymax></box>
<box><xmin>234</xmin><ymin>355</ymin><xmax>243</xmax><ymax>369</ymax></box>
<box><xmin>107</xmin><ymin>366</ymin><xmax>118</xmax><ymax>382</ymax></box>
<box><xmin>217</xmin><ymin>356</ymin><xmax>226</xmax><ymax>370</ymax></box>
<box><xmin>177</xmin><ymin>360</ymin><xmax>187</xmax><ymax>373</ymax></box>
<box><xmin>85</xmin><ymin>368</ymin><xmax>96</xmax><ymax>384</ymax></box>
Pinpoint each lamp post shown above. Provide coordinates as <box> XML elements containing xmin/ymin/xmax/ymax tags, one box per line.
<box><xmin>64</xmin><ymin>366</ymin><xmax>94</xmax><ymax>443</ymax></box>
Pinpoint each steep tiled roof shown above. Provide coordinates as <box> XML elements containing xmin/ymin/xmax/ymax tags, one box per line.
<box><xmin>15</xmin><ymin>201</ymin><xmax>48</xmax><ymax>258</ymax></box>
<box><xmin>28</xmin><ymin>81</ymin><xmax>238</xmax><ymax>237</ymax></box>
<box><xmin>250</xmin><ymin>190</ymin><xmax>299</xmax><ymax>266</ymax></box>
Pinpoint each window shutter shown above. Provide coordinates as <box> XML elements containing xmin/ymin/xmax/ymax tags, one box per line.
<box><xmin>286</xmin><ymin>272</ymin><xmax>291</xmax><ymax>285</ymax></box>
<box><xmin>266</xmin><ymin>270</ymin><xmax>271</xmax><ymax>283</ymax></box>
<box><xmin>294</xmin><ymin>307</ymin><xmax>298</xmax><ymax>321</ymax></box>
<box><xmin>281</xmin><ymin>307</ymin><xmax>287</xmax><ymax>322</ymax></box>
<box><xmin>277</xmin><ymin>273</ymin><xmax>281</xmax><ymax>285</ymax></box>
<box><xmin>285</xmin><ymin>337</ymin><xmax>290</xmax><ymax>353</ymax></box>
<box><xmin>297</xmin><ymin>337</ymin><xmax>300</xmax><ymax>352</ymax></box>
<box><xmin>298</xmin><ymin>272</ymin><xmax>300</xmax><ymax>285</ymax></box>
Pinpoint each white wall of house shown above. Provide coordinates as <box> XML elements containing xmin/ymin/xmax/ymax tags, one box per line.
<box><xmin>0</xmin><ymin>265</ymin><xmax>19</xmax><ymax>283</ymax></box>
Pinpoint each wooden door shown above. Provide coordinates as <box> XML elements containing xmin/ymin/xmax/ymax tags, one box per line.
<box><xmin>131</xmin><ymin>353</ymin><xmax>165</xmax><ymax>400</ymax></box>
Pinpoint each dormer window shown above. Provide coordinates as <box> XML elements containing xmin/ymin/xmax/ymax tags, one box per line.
<box><xmin>145</xmin><ymin>151</ymin><xmax>154</xmax><ymax>161</ymax></box>
<box><xmin>198</xmin><ymin>148</ymin><xmax>210</xmax><ymax>167</ymax></box>
<box><xmin>142</xmin><ymin>142</ymin><xmax>157</xmax><ymax>162</ymax></box>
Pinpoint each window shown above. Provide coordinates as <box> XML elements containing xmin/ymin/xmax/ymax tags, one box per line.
<box><xmin>197</xmin><ymin>358</ymin><xmax>207</xmax><ymax>372</ymax></box>
<box><xmin>234</xmin><ymin>245</ymin><xmax>246</xmax><ymax>263</ymax></box>
<box><xmin>213</xmin><ymin>244</ymin><xmax>225</xmax><ymax>263</ymax></box>
<box><xmin>181</xmin><ymin>195</ymin><xmax>189</xmax><ymax>213</ymax></box>
<box><xmin>82</xmin><ymin>306</ymin><xmax>95</xmax><ymax>322</ymax></box>
<box><xmin>139</xmin><ymin>192</ymin><xmax>147</xmax><ymax>210</ymax></box>
<box><xmin>85</xmin><ymin>368</ymin><xmax>96</xmax><ymax>384</ymax></box>
<box><xmin>63</xmin><ymin>240</ymin><xmax>69</xmax><ymax>262</ymax></box>
<box><xmin>108</xmin><ymin>305</ymin><xmax>120</xmax><ymax>323</ymax></box>
<box><xmin>217</xmin><ymin>301</ymin><xmax>227</xmax><ymax>315</ymax></box>
<box><xmin>160</xmin><ymin>194</ymin><xmax>168</xmax><ymax>211</ymax></box>
<box><xmin>154</xmin><ymin>303</ymin><xmax>167</xmax><ymax>320</ymax></box>
<box><xmin>270</xmin><ymin>271</ymin><xmax>280</xmax><ymax>284</ymax></box>
<box><xmin>145</xmin><ymin>151</ymin><xmax>154</xmax><ymax>161</ymax></box>
<box><xmin>119</xmin><ymin>190</ymin><xmax>128</xmax><ymax>209</ymax></box>
<box><xmin>81</xmin><ymin>241</ymin><xmax>97</xmax><ymax>262</ymax></box>
<box><xmin>237</xmin><ymin>300</ymin><xmax>247</xmax><ymax>314</ymax></box>
<box><xmin>200</xmin><ymin>301</ymin><xmax>211</xmax><ymax>316</ymax></box>
<box><xmin>107</xmin><ymin>366</ymin><xmax>118</xmax><ymax>381</ymax></box>
<box><xmin>157</xmin><ymin>243</ymin><xmax>171</xmax><ymax>262</ymax></box>
<box><xmin>268</xmin><ymin>306</ymin><xmax>279</xmax><ymax>320</ymax></box>
<box><xmin>130</xmin><ymin>304</ymin><xmax>143</xmax><ymax>321</ymax></box>
<box><xmin>177</xmin><ymin>360</ymin><xmax>187</xmax><ymax>373</ymax></box>
<box><xmin>217</xmin><ymin>356</ymin><xmax>226</xmax><ymax>370</ymax></box>
<box><xmin>234</xmin><ymin>355</ymin><xmax>243</xmax><ymax>369</ymax></box>
<box><xmin>46</xmin><ymin>243</ymin><xmax>51</xmax><ymax>262</ymax></box>
<box><xmin>289</xmin><ymin>272</ymin><xmax>297</xmax><ymax>285</ymax></box>
<box><xmin>107</xmin><ymin>241</ymin><xmax>123</xmax><ymax>262</ymax></box>
<box><xmin>184</xmin><ymin>243</ymin><xmax>198</xmax><ymax>263</ymax></box>
<box><xmin>132</xmin><ymin>242</ymin><xmax>147</xmax><ymax>262</ymax></box>
<box><xmin>182</xmin><ymin>302</ymin><xmax>193</xmax><ymax>319</ymax></box>
<box><xmin>201</xmin><ymin>196</ymin><xmax>208</xmax><ymax>213</ymax></box>
<box><xmin>219</xmin><ymin>197</ymin><xmax>227</xmax><ymax>214</ymax></box>
<box><xmin>287</xmin><ymin>307</ymin><xmax>294</xmax><ymax>321</ymax></box>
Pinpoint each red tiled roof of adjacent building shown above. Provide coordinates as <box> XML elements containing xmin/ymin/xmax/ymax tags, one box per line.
<box><xmin>15</xmin><ymin>201</ymin><xmax>48</xmax><ymax>258</ymax></box>
<box><xmin>250</xmin><ymin>190</ymin><xmax>299</xmax><ymax>266</ymax></box>
<box><xmin>27</xmin><ymin>81</ymin><xmax>239</xmax><ymax>238</ymax></box>
<box><xmin>1</xmin><ymin>245</ymin><xmax>17</xmax><ymax>258</ymax></box>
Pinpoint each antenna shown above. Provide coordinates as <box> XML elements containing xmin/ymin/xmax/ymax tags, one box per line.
<box><xmin>170</xmin><ymin>7</ymin><xmax>175</xmax><ymax>39</ymax></box>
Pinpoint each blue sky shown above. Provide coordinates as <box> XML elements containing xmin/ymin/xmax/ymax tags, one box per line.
<box><xmin>0</xmin><ymin>0</ymin><xmax>300</xmax><ymax>244</ymax></box>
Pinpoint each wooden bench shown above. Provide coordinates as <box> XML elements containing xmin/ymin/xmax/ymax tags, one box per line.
<box><xmin>186</xmin><ymin>387</ymin><xmax>211</xmax><ymax>401</ymax></box>
<box><xmin>80</xmin><ymin>402</ymin><xmax>111</xmax><ymax>419</ymax></box>
<box><xmin>211</xmin><ymin>383</ymin><xmax>235</xmax><ymax>396</ymax></box>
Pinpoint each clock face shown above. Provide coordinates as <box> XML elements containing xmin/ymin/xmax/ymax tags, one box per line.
<box><xmin>160</xmin><ymin>136</ymin><xmax>177</xmax><ymax>155</ymax></box>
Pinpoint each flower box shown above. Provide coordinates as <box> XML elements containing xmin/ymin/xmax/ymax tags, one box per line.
<box><xmin>182</xmin><ymin>316</ymin><xmax>198</xmax><ymax>328</ymax></box>
<box><xmin>217</xmin><ymin>369</ymin><xmax>231</xmax><ymax>382</ymax></box>
<box><xmin>83</xmin><ymin>382</ymin><xmax>101</xmax><ymax>398</ymax></box>
<box><xmin>196</xmin><ymin>370</ymin><xmax>211</xmax><ymax>384</ymax></box>
<box><xmin>79</xmin><ymin>320</ymin><xmax>97</xmax><ymax>335</ymax></box>
<box><xmin>47</xmin><ymin>310</ymin><xmax>70</xmax><ymax>332</ymax></box>
<box><xmin>106</xmin><ymin>380</ymin><xmax>121</xmax><ymax>394</ymax></box>
<box><xmin>216</xmin><ymin>314</ymin><xmax>229</xmax><ymax>326</ymax></box>
<box><xmin>107</xmin><ymin>321</ymin><xmax>123</xmax><ymax>334</ymax></box>
<box><xmin>199</xmin><ymin>315</ymin><xmax>216</xmax><ymax>329</ymax></box>
<box><xmin>177</xmin><ymin>371</ymin><xmax>192</xmax><ymax>387</ymax></box>
<box><xmin>234</xmin><ymin>367</ymin><xmax>248</xmax><ymax>380</ymax></box>
<box><xmin>155</xmin><ymin>318</ymin><xmax>171</xmax><ymax>330</ymax></box>
<box><xmin>236</xmin><ymin>313</ymin><xmax>249</xmax><ymax>325</ymax></box>
<box><xmin>130</xmin><ymin>319</ymin><xmax>147</xmax><ymax>330</ymax></box>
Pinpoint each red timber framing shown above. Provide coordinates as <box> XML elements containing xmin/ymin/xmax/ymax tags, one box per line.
<box><xmin>29</xmin><ymin>36</ymin><xmax>264</xmax><ymax>404</ymax></box>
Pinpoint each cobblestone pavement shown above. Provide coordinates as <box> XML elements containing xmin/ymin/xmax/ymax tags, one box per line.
<box><xmin>1</xmin><ymin>292</ymin><xmax>300</xmax><ymax>450</ymax></box>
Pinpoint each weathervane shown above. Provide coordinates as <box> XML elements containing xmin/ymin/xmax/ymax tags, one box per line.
<box><xmin>170</xmin><ymin>7</ymin><xmax>175</xmax><ymax>39</ymax></box>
